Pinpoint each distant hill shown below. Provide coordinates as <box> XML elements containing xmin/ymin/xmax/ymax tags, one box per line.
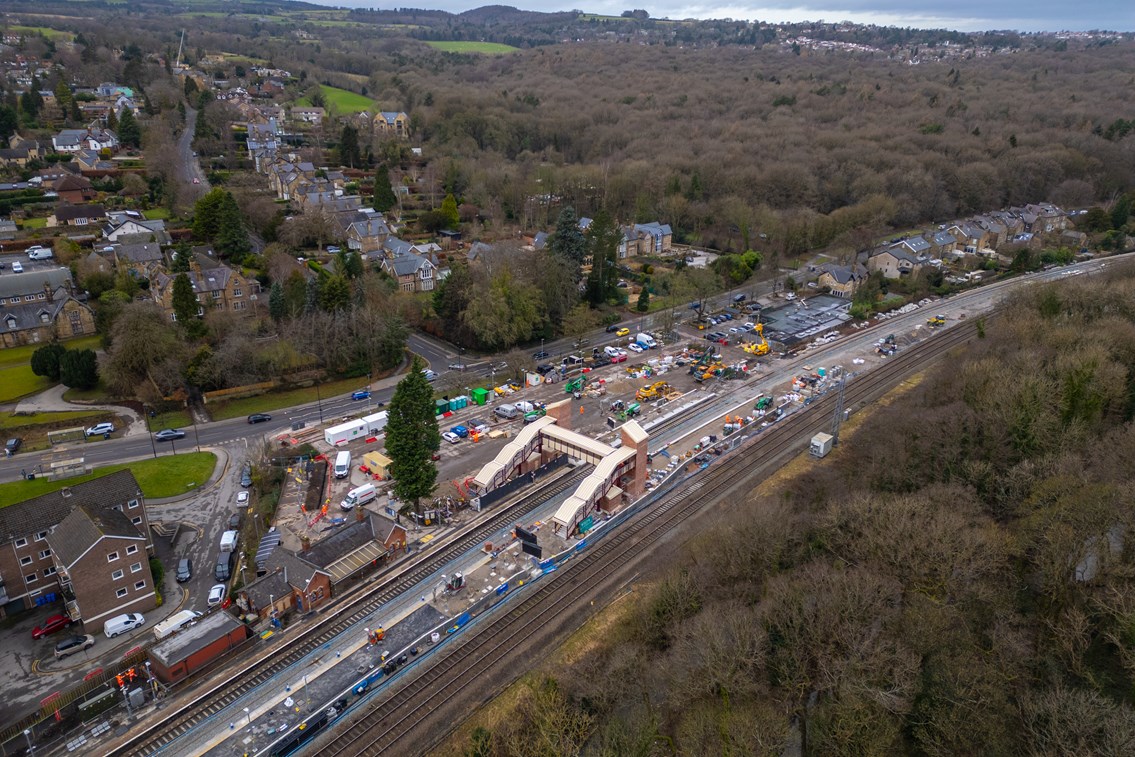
<box><xmin>457</xmin><ymin>5</ymin><xmax>576</xmax><ymax>25</ymax></box>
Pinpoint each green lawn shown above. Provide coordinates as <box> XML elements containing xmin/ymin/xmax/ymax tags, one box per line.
<box><xmin>0</xmin><ymin>410</ymin><xmax>104</xmax><ymax>430</ymax></box>
<box><xmin>295</xmin><ymin>85</ymin><xmax>375</xmax><ymax>114</ymax></box>
<box><xmin>425</xmin><ymin>41</ymin><xmax>520</xmax><ymax>54</ymax></box>
<box><xmin>0</xmin><ymin>452</ymin><xmax>217</xmax><ymax>507</ymax></box>
<box><xmin>0</xmin><ymin>366</ymin><xmax>52</xmax><ymax>404</ymax></box>
<box><xmin>142</xmin><ymin>208</ymin><xmax>171</xmax><ymax>220</ymax></box>
<box><xmin>0</xmin><ymin>335</ymin><xmax>101</xmax><ymax>369</ymax></box>
<box><xmin>0</xmin><ymin>410</ymin><xmax>114</xmax><ymax>453</ymax></box>
<box><xmin>8</xmin><ymin>25</ymin><xmax>74</xmax><ymax>41</ymax></box>
<box><xmin>208</xmin><ymin>377</ymin><xmax>369</xmax><ymax>421</ymax></box>
<box><xmin>145</xmin><ymin>409</ymin><xmax>193</xmax><ymax>431</ymax></box>
<box><xmin>61</xmin><ymin>382</ymin><xmax>113</xmax><ymax>403</ymax></box>
<box><xmin>20</xmin><ymin>217</ymin><xmax>47</xmax><ymax>229</ymax></box>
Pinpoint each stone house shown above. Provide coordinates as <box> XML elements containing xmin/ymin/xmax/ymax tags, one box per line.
<box><xmin>0</xmin><ymin>269</ymin><xmax>95</xmax><ymax>349</ymax></box>
<box><xmin>237</xmin><ymin>550</ymin><xmax>332</xmax><ymax>621</ymax></box>
<box><xmin>151</xmin><ymin>258</ymin><xmax>260</xmax><ymax>319</ymax></box>
<box><xmin>866</xmin><ymin>247</ymin><xmax>924</xmax><ymax>279</ymax></box>
<box><xmin>816</xmin><ymin>263</ymin><xmax>868</xmax><ymax>298</ymax></box>
<box><xmin>346</xmin><ymin>216</ymin><xmax>391</xmax><ymax>255</ymax></box>
<box><xmin>48</xmin><ymin>203</ymin><xmax>107</xmax><ymax>228</ymax></box>
<box><xmin>374</xmin><ymin>111</ymin><xmax>410</xmax><ymax>138</ymax></box>
<box><xmin>53</xmin><ymin>174</ymin><xmax>95</xmax><ymax>204</ymax></box>
<box><xmin>380</xmin><ymin>250</ymin><xmax>438</xmax><ymax>292</ymax></box>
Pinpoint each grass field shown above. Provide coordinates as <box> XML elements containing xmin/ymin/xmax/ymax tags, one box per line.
<box><xmin>0</xmin><ymin>452</ymin><xmax>217</xmax><ymax>507</ymax></box>
<box><xmin>0</xmin><ymin>410</ymin><xmax>115</xmax><ymax>454</ymax></box>
<box><xmin>0</xmin><ymin>336</ymin><xmax>100</xmax><ymax>370</ymax></box>
<box><xmin>8</xmin><ymin>25</ymin><xmax>74</xmax><ymax>41</ymax></box>
<box><xmin>20</xmin><ymin>217</ymin><xmax>47</xmax><ymax>229</ymax></box>
<box><xmin>142</xmin><ymin>208</ymin><xmax>171</xmax><ymax>220</ymax></box>
<box><xmin>0</xmin><ymin>410</ymin><xmax>104</xmax><ymax>430</ymax></box>
<box><xmin>209</xmin><ymin>377</ymin><xmax>367</xmax><ymax>421</ymax></box>
<box><xmin>0</xmin><ymin>366</ymin><xmax>52</xmax><ymax>404</ymax></box>
<box><xmin>425</xmin><ymin>41</ymin><xmax>520</xmax><ymax>54</ymax></box>
<box><xmin>146</xmin><ymin>409</ymin><xmax>193</xmax><ymax>431</ymax></box>
<box><xmin>295</xmin><ymin>85</ymin><xmax>375</xmax><ymax>114</ymax></box>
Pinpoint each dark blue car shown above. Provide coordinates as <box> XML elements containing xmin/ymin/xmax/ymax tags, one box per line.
<box><xmin>450</xmin><ymin>425</ymin><xmax>469</xmax><ymax>438</ymax></box>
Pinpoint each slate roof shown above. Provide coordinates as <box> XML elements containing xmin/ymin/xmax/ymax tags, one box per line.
<box><xmin>114</xmin><ymin>242</ymin><xmax>164</xmax><ymax>264</ymax></box>
<box><xmin>48</xmin><ymin>503</ymin><xmax>143</xmax><ymax>570</ymax></box>
<box><xmin>0</xmin><ymin>470</ymin><xmax>143</xmax><ymax>545</ymax></box>
<box><xmin>896</xmin><ymin>236</ymin><xmax>931</xmax><ymax>254</ymax></box>
<box><xmin>348</xmin><ymin>217</ymin><xmax>390</xmax><ymax>239</ymax></box>
<box><xmin>384</xmin><ymin>252</ymin><xmax>434</xmax><ymax>277</ymax></box>
<box><xmin>54</xmin><ymin>204</ymin><xmax>107</xmax><ymax>223</ymax></box>
<box><xmin>0</xmin><ymin>287</ymin><xmax>74</xmax><ymax>332</ymax></box>
<box><xmin>300</xmin><ymin>515</ymin><xmax>379</xmax><ymax>569</ymax></box>
<box><xmin>376</xmin><ymin>111</ymin><xmax>406</xmax><ymax>125</ymax></box>
<box><xmin>0</xmin><ymin>268</ymin><xmax>72</xmax><ymax>301</ymax></box>
<box><xmin>818</xmin><ymin>263</ymin><xmax>867</xmax><ymax>285</ymax></box>
<box><xmin>931</xmin><ymin>230</ymin><xmax>956</xmax><ymax>247</ymax></box>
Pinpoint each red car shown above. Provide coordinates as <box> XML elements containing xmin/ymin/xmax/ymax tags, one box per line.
<box><xmin>32</xmin><ymin>614</ymin><xmax>72</xmax><ymax>640</ymax></box>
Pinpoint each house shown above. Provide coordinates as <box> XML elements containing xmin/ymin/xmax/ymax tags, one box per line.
<box><xmin>631</xmin><ymin>222</ymin><xmax>673</xmax><ymax>256</ymax></box>
<box><xmin>48</xmin><ymin>203</ymin><xmax>107</xmax><ymax>228</ymax></box>
<box><xmin>151</xmin><ymin>258</ymin><xmax>260</xmax><ymax>319</ymax></box>
<box><xmin>0</xmin><ymin>135</ymin><xmax>42</xmax><ymax>168</ymax></box>
<box><xmin>53</xmin><ymin>174</ymin><xmax>95</xmax><ymax>203</ymax></box>
<box><xmin>816</xmin><ymin>263</ymin><xmax>868</xmax><ymax>298</ymax></box>
<box><xmin>892</xmin><ymin>235</ymin><xmax>931</xmax><ymax>258</ymax></box>
<box><xmin>866</xmin><ymin>247</ymin><xmax>924</xmax><ymax>279</ymax></box>
<box><xmin>295</xmin><ymin>511</ymin><xmax>406</xmax><ymax>595</ymax></box>
<box><xmin>237</xmin><ymin>549</ymin><xmax>332</xmax><ymax>621</ymax></box>
<box><xmin>0</xmin><ymin>269</ymin><xmax>95</xmax><ymax>349</ymax></box>
<box><xmin>51</xmin><ymin>125</ymin><xmax>119</xmax><ymax>153</ymax></box>
<box><xmin>47</xmin><ymin>503</ymin><xmax>156</xmax><ymax>629</ymax></box>
<box><xmin>374</xmin><ymin>111</ymin><xmax>410</xmax><ymax>138</ymax></box>
<box><xmin>927</xmin><ymin>230</ymin><xmax>958</xmax><ymax>257</ymax></box>
<box><xmin>346</xmin><ymin>216</ymin><xmax>391</xmax><ymax>255</ymax></box>
<box><xmin>380</xmin><ymin>249</ymin><xmax>438</xmax><ymax>292</ymax></box>
<box><xmin>112</xmin><ymin>242</ymin><xmax>165</xmax><ymax>275</ymax></box>
<box><xmin>0</xmin><ymin>470</ymin><xmax>152</xmax><ymax>620</ymax></box>
<box><xmin>147</xmin><ymin>611</ymin><xmax>249</xmax><ymax>684</ymax></box>
<box><xmin>290</xmin><ymin>107</ymin><xmax>325</xmax><ymax>124</ymax></box>
<box><xmin>104</xmin><ymin>217</ymin><xmax>170</xmax><ymax>245</ymax></box>
<box><xmin>0</xmin><ymin>217</ymin><xmax>15</xmax><ymax>240</ymax></box>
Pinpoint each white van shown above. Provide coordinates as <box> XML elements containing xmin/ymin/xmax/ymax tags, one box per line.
<box><xmin>514</xmin><ymin>400</ymin><xmax>535</xmax><ymax>414</ymax></box>
<box><xmin>341</xmin><ymin>483</ymin><xmax>377</xmax><ymax>510</ymax></box>
<box><xmin>333</xmin><ymin>450</ymin><xmax>352</xmax><ymax>479</ymax></box>
<box><xmin>153</xmin><ymin>610</ymin><xmax>202</xmax><ymax>641</ymax></box>
<box><xmin>494</xmin><ymin>404</ymin><xmax>518</xmax><ymax>420</ymax></box>
<box><xmin>103</xmin><ymin>612</ymin><xmax>145</xmax><ymax>638</ymax></box>
<box><xmin>635</xmin><ymin>333</ymin><xmax>657</xmax><ymax>349</ymax></box>
<box><xmin>26</xmin><ymin>246</ymin><xmax>54</xmax><ymax>260</ymax></box>
<box><xmin>219</xmin><ymin>530</ymin><xmax>238</xmax><ymax>553</ymax></box>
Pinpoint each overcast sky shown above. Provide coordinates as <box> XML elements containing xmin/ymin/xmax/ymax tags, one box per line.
<box><xmin>314</xmin><ymin>1</ymin><xmax>1134</xmax><ymax>32</ymax></box>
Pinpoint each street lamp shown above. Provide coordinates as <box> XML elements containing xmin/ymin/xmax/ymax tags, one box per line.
<box><xmin>23</xmin><ymin>729</ymin><xmax>32</xmax><ymax>753</ymax></box>
<box><xmin>192</xmin><ymin>414</ymin><xmax>201</xmax><ymax>453</ymax></box>
<box><xmin>243</xmin><ymin>706</ymin><xmax>251</xmax><ymax>725</ymax></box>
<box><xmin>315</xmin><ymin>383</ymin><xmax>324</xmax><ymax>424</ymax></box>
<box><xmin>144</xmin><ymin>406</ymin><xmax>157</xmax><ymax>460</ymax></box>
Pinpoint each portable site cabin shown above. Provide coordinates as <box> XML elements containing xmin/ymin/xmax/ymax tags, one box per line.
<box><xmin>324</xmin><ymin>411</ymin><xmax>388</xmax><ymax>446</ymax></box>
<box><xmin>361</xmin><ymin>451</ymin><xmax>392</xmax><ymax>480</ymax></box>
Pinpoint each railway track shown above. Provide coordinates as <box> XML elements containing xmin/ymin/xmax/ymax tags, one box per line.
<box><xmin>311</xmin><ymin>321</ymin><xmax>980</xmax><ymax>757</ymax></box>
<box><xmin>105</xmin><ymin>465</ymin><xmax>592</xmax><ymax>757</ymax></box>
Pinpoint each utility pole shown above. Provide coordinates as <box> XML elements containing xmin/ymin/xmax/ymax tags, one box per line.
<box><xmin>175</xmin><ymin>29</ymin><xmax>185</xmax><ymax>69</ymax></box>
<box><xmin>830</xmin><ymin>371</ymin><xmax>847</xmax><ymax>445</ymax></box>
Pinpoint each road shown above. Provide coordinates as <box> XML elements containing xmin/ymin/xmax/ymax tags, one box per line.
<box><xmin>178</xmin><ymin>107</ymin><xmax>207</xmax><ymax>198</ymax></box>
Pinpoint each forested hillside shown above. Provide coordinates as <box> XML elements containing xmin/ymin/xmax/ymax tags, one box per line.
<box><xmin>453</xmin><ymin>267</ymin><xmax>1135</xmax><ymax>755</ymax></box>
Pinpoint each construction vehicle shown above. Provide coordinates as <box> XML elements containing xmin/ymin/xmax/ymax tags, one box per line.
<box><xmin>635</xmin><ymin>381</ymin><xmax>670</xmax><ymax>401</ymax></box>
<box><xmin>617</xmin><ymin>402</ymin><xmax>641</xmax><ymax>421</ymax></box>
<box><xmin>927</xmin><ymin>314</ymin><xmax>946</xmax><ymax>328</ymax></box>
<box><xmin>687</xmin><ymin>347</ymin><xmax>717</xmax><ymax>376</ymax></box>
<box><xmin>742</xmin><ymin>323</ymin><xmax>770</xmax><ymax>356</ymax></box>
<box><xmin>754</xmin><ymin>394</ymin><xmax>772</xmax><ymax>413</ymax></box>
<box><xmin>564</xmin><ymin>376</ymin><xmax>585</xmax><ymax>394</ymax></box>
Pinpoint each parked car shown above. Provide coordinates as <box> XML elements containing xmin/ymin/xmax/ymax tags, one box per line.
<box><xmin>54</xmin><ymin>634</ymin><xmax>95</xmax><ymax>659</ymax></box>
<box><xmin>468</xmin><ymin>419</ymin><xmax>489</xmax><ymax>434</ymax></box>
<box><xmin>448</xmin><ymin>363</ymin><xmax>467</xmax><ymax>370</ymax></box>
<box><xmin>351</xmin><ymin>390</ymin><xmax>371</xmax><ymax>401</ymax></box>
<box><xmin>450</xmin><ymin>425</ymin><xmax>469</xmax><ymax>438</ymax></box>
<box><xmin>32</xmin><ymin>614</ymin><xmax>72</xmax><ymax>640</ymax></box>
<box><xmin>84</xmin><ymin>422</ymin><xmax>115</xmax><ymax>437</ymax></box>
<box><xmin>442</xmin><ymin>431</ymin><xmax>461</xmax><ymax>444</ymax></box>
<box><xmin>4</xmin><ymin>437</ymin><xmax>21</xmax><ymax>456</ymax></box>
<box><xmin>236</xmin><ymin>491</ymin><xmax>249</xmax><ymax>505</ymax></box>
<box><xmin>240</xmin><ymin>463</ymin><xmax>253</xmax><ymax>488</ymax></box>
<box><xmin>326</xmin><ymin>245</ymin><xmax>341</xmax><ymax>253</ymax></box>
<box><xmin>11</xmin><ymin>261</ymin><xmax>23</xmax><ymax>273</ymax></box>
<box><xmin>627</xmin><ymin>343</ymin><xmax>644</xmax><ymax>353</ymax></box>
<box><xmin>154</xmin><ymin>428</ymin><xmax>186</xmax><ymax>441</ymax></box>
<box><xmin>422</xmin><ymin>369</ymin><xmax>438</xmax><ymax>381</ymax></box>
<box><xmin>175</xmin><ymin>558</ymin><xmax>192</xmax><ymax>583</ymax></box>
<box><xmin>227</xmin><ymin>511</ymin><xmax>242</xmax><ymax>530</ymax></box>
<box><xmin>247</xmin><ymin>413</ymin><xmax>272</xmax><ymax>424</ymax></box>
<box><xmin>207</xmin><ymin>584</ymin><xmax>226</xmax><ymax>607</ymax></box>
<box><xmin>532</xmin><ymin>350</ymin><xmax>550</xmax><ymax>359</ymax></box>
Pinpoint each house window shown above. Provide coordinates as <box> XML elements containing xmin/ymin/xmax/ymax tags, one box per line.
<box><xmin>128</xmin><ymin>499</ymin><xmax>139</xmax><ymax>509</ymax></box>
<box><xmin>134</xmin><ymin>580</ymin><xmax>146</xmax><ymax>591</ymax></box>
<box><xmin>40</xmin><ymin>313</ymin><xmax>50</xmax><ymax>323</ymax></box>
<box><xmin>112</xmin><ymin>569</ymin><xmax>124</xmax><ymax>580</ymax></box>
<box><xmin>211</xmin><ymin>291</ymin><xmax>221</xmax><ymax>299</ymax></box>
<box><xmin>14</xmin><ymin>537</ymin><xmax>27</xmax><ymax>548</ymax></box>
<box><xmin>35</xmin><ymin>531</ymin><xmax>48</xmax><ymax>541</ymax></box>
<box><xmin>5</xmin><ymin>318</ymin><xmax>15</xmax><ymax>330</ymax></box>
<box><xmin>20</xmin><ymin>556</ymin><xmax>32</xmax><ymax>566</ymax></box>
<box><xmin>131</xmin><ymin>517</ymin><xmax>142</xmax><ymax>526</ymax></box>
<box><xmin>39</xmin><ymin>549</ymin><xmax>51</xmax><ymax>559</ymax></box>
<box><xmin>233</xmin><ymin>289</ymin><xmax>242</xmax><ymax>297</ymax></box>
<box><xmin>25</xmin><ymin>295</ymin><xmax>34</xmax><ymax>302</ymax></box>
<box><xmin>107</xmin><ymin>551</ymin><xmax>119</xmax><ymax>562</ymax></box>
<box><xmin>126</xmin><ymin>544</ymin><xmax>138</xmax><ymax>555</ymax></box>
<box><xmin>43</xmin><ymin>566</ymin><xmax>57</xmax><ymax>577</ymax></box>
<box><xmin>37</xmin><ymin>293</ymin><xmax>45</xmax><ymax>300</ymax></box>
<box><xmin>116</xmin><ymin>588</ymin><xmax>127</xmax><ymax>598</ymax></box>
<box><xmin>26</xmin><ymin>573</ymin><xmax>38</xmax><ymax>583</ymax></box>
<box><xmin>130</xmin><ymin>562</ymin><xmax>142</xmax><ymax>573</ymax></box>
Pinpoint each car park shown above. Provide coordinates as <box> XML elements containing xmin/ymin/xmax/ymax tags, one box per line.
<box><xmin>728</xmin><ymin>326</ymin><xmax>742</xmax><ymax>334</ymax></box>
<box><xmin>175</xmin><ymin>558</ymin><xmax>193</xmax><ymax>583</ymax></box>
<box><xmin>247</xmin><ymin>413</ymin><xmax>272</xmax><ymax>424</ymax></box>
<box><xmin>154</xmin><ymin>428</ymin><xmax>186</xmax><ymax>441</ymax></box>
<box><xmin>351</xmin><ymin>390</ymin><xmax>371</xmax><ymax>401</ymax></box>
<box><xmin>442</xmin><ymin>431</ymin><xmax>460</xmax><ymax>444</ymax></box>
<box><xmin>207</xmin><ymin>584</ymin><xmax>226</xmax><ymax>607</ymax></box>
<box><xmin>32</xmin><ymin>614</ymin><xmax>72</xmax><ymax>640</ymax></box>
<box><xmin>54</xmin><ymin>634</ymin><xmax>95</xmax><ymax>659</ymax></box>
<box><xmin>4</xmin><ymin>437</ymin><xmax>21</xmax><ymax>456</ymax></box>
<box><xmin>85</xmin><ymin>422</ymin><xmax>115</xmax><ymax>437</ymax></box>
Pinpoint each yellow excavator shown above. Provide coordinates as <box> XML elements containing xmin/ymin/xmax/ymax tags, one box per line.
<box><xmin>742</xmin><ymin>323</ymin><xmax>770</xmax><ymax>356</ymax></box>
<box><xmin>927</xmin><ymin>314</ymin><xmax>946</xmax><ymax>328</ymax></box>
<box><xmin>636</xmin><ymin>381</ymin><xmax>670</xmax><ymax>401</ymax></box>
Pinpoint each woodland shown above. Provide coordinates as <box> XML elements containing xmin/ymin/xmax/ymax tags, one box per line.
<box><xmin>452</xmin><ymin>269</ymin><xmax>1135</xmax><ymax>756</ymax></box>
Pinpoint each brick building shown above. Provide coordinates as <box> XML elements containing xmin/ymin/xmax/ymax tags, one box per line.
<box><xmin>147</xmin><ymin>611</ymin><xmax>249</xmax><ymax>683</ymax></box>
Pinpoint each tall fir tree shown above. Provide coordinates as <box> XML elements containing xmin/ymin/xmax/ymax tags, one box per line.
<box><xmin>385</xmin><ymin>356</ymin><xmax>441</xmax><ymax>518</ymax></box>
<box><xmin>372</xmin><ymin>164</ymin><xmax>397</xmax><ymax>212</ymax></box>
<box><xmin>171</xmin><ymin>272</ymin><xmax>198</xmax><ymax>325</ymax></box>
<box><xmin>441</xmin><ymin>193</ymin><xmax>460</xmax><ymax>229</ymax></box>
<box><xmin>549</xmin><ymin>206</ymin><xmax>587</xmax><ymax>265</ymax></box>
<box><xmin>268</xmin><ymin>281</ymin><xmax>286</xmax><ymax>321</ymax></box>
<box><xmin>117</xmin><ymin>108</ymin><xmax>141</xmax><ymax>148</ymax></box>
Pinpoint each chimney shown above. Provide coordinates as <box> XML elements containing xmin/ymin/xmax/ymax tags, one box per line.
<box><xmin>44</xmin><ymin>282</ymin><xmax>54</xmax><ymax>303</ymax></box>
<box><xmin>301</xmin><ymin>535</ymin><xmax>310</xmax><ymax>552</ymax></box>
<box><xmin>355</xmin><ymin>506</ymin><xmax>365</xmax><ymax>523</ymax></box>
